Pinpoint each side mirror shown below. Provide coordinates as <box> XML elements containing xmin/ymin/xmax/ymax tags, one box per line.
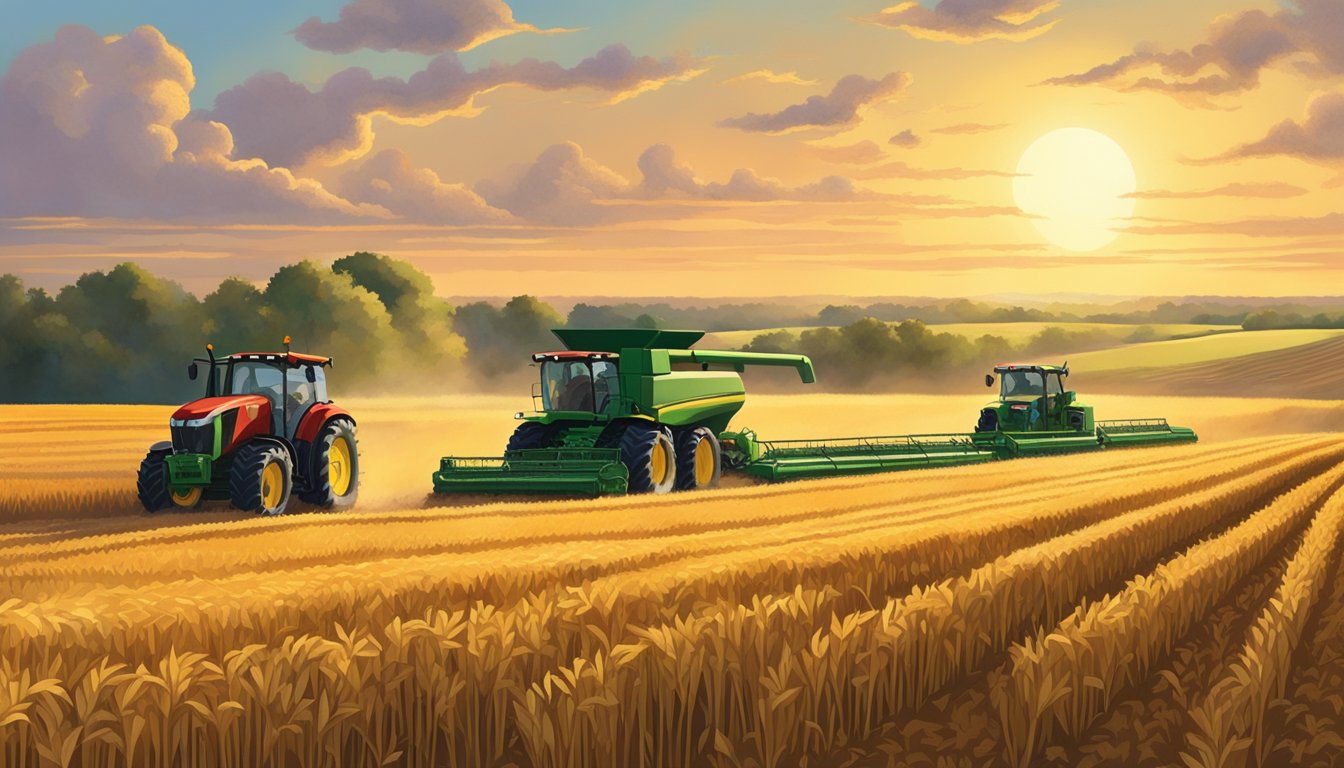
<box><xmin>985</xmin><ymin>374</ymin><xmax>994</xmax><ymax>388</ymax></box>
<box><xmin>188</xmin><ymin>362</ymin><xmax>199</xmax><ymax>380</ymax></box>
<box><xmin>305</xmin><ymin>366</ymin><xmax>317</xmax><ymax>383</ymax></box>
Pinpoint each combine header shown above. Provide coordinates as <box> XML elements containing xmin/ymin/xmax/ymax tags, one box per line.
<box><xmin>433</xmin><ymin>332</ymin><xmax>1197</xmax><ymax>496</ymax></box>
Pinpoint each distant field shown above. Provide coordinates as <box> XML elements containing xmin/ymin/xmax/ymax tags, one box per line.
<box><xmin>703</xmin><ymin>322</ymin><xmax>1237</xmax><ymax>349</ymax></box>
<box><xmin>1065</xmin><ymin>328</ymin><xmax>1344</xmax><ymax>371</ymax></box>
<box><xmin>1081</xmin><ymin>332</ymin><xmax>1344</xmax><ymax>400</ymax></box>
<box><xmin>4</xmin><ymin>396</ymin><xmax>1344</xmax><ymax>767</ymax></box>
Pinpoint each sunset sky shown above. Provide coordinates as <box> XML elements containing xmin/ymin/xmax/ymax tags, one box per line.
<box><xmin>0</xmin><ymin>0</ymin><xmax>1340</xmax><ymax>299</ymax></box>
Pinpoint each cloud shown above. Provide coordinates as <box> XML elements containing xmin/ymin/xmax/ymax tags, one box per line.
<box><xmin>850</xmin><ymin>160</ymin><xmax>1017</xmax><ymax>180</ymax></box>
<box><xmin>294</xmin><ymin>0</ymin><xmax>560</xmax><ymax>54</ymax></box>
<box><xmin>477</xmin><ymin>142</ymin><xmax>884</xmax><ymax>224</ymax></box>
<box><xmin>931</xmin><ymin>121</ymin><xmax>1009</xmax><ymax>134</ymax></box>
<box><xmin>199</xmin><ymin>45</ymin><xmax>705</xmax><ymax>168</ymax></box>
<box><xmin>719</xmin><ymin>72</ymin><xmax>912</xmax><ymax>133</ymax></box>
<box><xmin>889</xmin><ymin>129</ymin><xmax>921</xmax><ymax>148</ymax></box>
<box><xmin>860</xmin><ymin>0</ymin><xmax>1062</xmax><ymax>43</ymax></box>
<box><xmin>1126</xmin><ymin>212</ymin><xmax>1344</xmax><ymax>238</ymax></box>
<box><xmin>476</xmin><ymin>142</ymin><xmax>630</xmax><ymax>225</ymax></box>
<box><xmin>723</xmin><ymin>69</ymin><xmax>818</xmax><ymax>86</ymax></box>
<box><xmin>335</xmin><ymin>149</ymin><xmax>511</xmax><ymax>223</ymax></box>
<box><xmin>1045</xmin><ymin>0</ymin><xmax>1343</xmax><ymax>99</ymax></box>
<box><xmin>633</xmin><ymin>144</ymin><xmax>870</xmax><ymax>202</ymax></box>
<box><xmin>804</xmin><ymin>140</ymin><xmax>888</xmax><ymax>164</ymax></box>
<box><xmin>0</xmin><ymin>25</ymin><xmax>380</xmax><ymax>223</ymax></box>
<box><xmin>1122</xmin><ymin>181</ymin><xmax>1308</xmax><ymax>200</ymax></box>
<box><xmin>1210</xmin><ymin>92</ymin><xmax>1344</xmax><ymax>164</ymax></box>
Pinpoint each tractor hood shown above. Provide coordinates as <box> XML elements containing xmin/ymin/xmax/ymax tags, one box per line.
<box><xmin>171</xmin><ymin>395</ymin><xmax>269</xmax><ymax>425</ymax></box>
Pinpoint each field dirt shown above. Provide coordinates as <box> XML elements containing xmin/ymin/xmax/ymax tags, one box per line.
<box><xmin>2</xmin><ymin>393</ymin><xmax>1344</xmax><ymax>767</ymax></box>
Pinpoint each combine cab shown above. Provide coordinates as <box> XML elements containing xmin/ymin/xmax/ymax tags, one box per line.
<box><xmin>432</xmin><ymin>328</ymin><xmax>814</xmax><ymax>495</ymax></box>
<box><xmin>136</xmin><ymin>337</ymin><xmax>359</xmax><ymax>515</ymax></box>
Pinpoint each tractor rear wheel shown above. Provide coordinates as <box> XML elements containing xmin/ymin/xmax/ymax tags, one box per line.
<box><xmin>674</xmin><ymin>427</ymin><xmax>722</xmax><ymax>491</ymax></box>
<box><xmin>507</xmin><ymin>421</ymin><xmax>559</xmax><ymax>451</ymax></box>
<box><xmin>136</xmin><ymin>448</ymin><xmax>172</xmax><ymax>512</ymax></box>
<box><xmin>300</xmin><ymin>419</ymin><xmax>359</xmax><ymax>509</ymax></box>
<box><xmin>620</xmin><ymin>424</ymin><xmax>676</xmax><ymax>494</ymax></box>
<box><xmin>230</xmin><ymin>442</ymin><xmax>293</xmax><ymax>516</ymax></box>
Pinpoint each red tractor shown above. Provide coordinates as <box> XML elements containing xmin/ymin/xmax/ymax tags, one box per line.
<box><xmin>136</xmin><ymin>337</ymin><xmax>359</xmax><ymax>515</ymax></box>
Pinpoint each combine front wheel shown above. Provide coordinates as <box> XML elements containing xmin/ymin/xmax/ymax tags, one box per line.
<box><xmin>230</xmin><ymin>442</ymin><xmax>293</xmax><ymax>516</ymax></box>
<box><xmin>674</xmin><ymin>427</ymin><xmax>722</xmax><ymax>491</ymax></box>
<box><xmin>620</xmin><ymin>424</ymin><xmax>677</xmax><ymax>494</ymax></box>
<box><xmin>300</xmin><ymin>419</ymin><xmax>360</xmax><ymax>509</ymax></box>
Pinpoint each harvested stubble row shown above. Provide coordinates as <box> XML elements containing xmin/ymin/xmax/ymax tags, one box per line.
<box><xmin>0</xmin><ymin>438</ymin><xmax>1336</xmax><ymax>768</ymax></box>
<box><xmin>1181</xmin><ymin>465</ymin><xmax>1344</xmax><ymax>768</ymax></box>
<box><xmin>993</xmin><ymin>458</ymin><xmax>1344</xmax><ymax>768</ymax></box>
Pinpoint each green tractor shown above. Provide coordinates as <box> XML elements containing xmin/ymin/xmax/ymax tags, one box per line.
<box><xmin>432</xmin><ymin>328</ymin><xmax>815</xmax><ymax>495</ymax></box>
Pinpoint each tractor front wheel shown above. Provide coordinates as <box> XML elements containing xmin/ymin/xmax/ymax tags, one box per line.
<box><xmin>230</xmin><ymin>442</ymin><xmax>293</xmax><ymax>516</ymax></box>
<box><xmin>136</xmin><ymin>447</ymin><xmax>172</xmax><ymax>512</ymax></box>
<box><xmin>620</xmin><ymin>424</ymin><xmax>676</xmax><ymax>494</ymax></box>
<box><xmin>300</xmin><ymin>419</ymin><xmax>360</xmax><ymax>509</ymax></box>
<box><xmin>674</xmin><ymin>427</ymin><xmax>722</xmax><ymax>491</ymax></box>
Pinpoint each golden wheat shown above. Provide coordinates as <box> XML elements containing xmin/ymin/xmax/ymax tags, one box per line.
<box><xmin>4</xmin><ymin>397</ymin><xmax>1344</xmax><ymax>767</ymax></box>
<box><xmin>993</xmin><ymin>461</ymin><xmax>1344</xmax><ymax>768</ymax></box>
<box><xmin>1181</xmin><ymin>478</ymin><xmax>1344</xmax><ymax>768</ymax></box>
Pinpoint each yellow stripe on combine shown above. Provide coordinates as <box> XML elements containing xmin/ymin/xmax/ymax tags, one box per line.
<box><xmin>655</xmin><ymin>393</ymin><xmax>746</xmax><ymax>415</ymax></box>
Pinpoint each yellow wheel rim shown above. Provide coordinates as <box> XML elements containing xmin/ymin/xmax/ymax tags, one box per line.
<box><xmin>170</xmin><ymin>487</ymin><xmax>202</xmax><ymax>507</ymax></box>
<box><xmin>261</xmin><ymin>461</ymin><xmax>285</xmax><ymax>510</ymax></box>
<box><xmin>694</xmin><ymin>438</ymin><xmax>715</xmax><ymax>486</ymax></box>
<box><xmin>650</xmin><ymin>438</ymin><xmax>669</xmax><ymax>486</ymax></box>
<box><xmin>329</xmin><ymin>436</ymin><xmax>353</xmax><ymax>497</ymax></box>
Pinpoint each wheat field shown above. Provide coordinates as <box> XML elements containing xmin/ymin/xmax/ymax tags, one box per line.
<box><xmin>3</xmin><ymin>394</ymin><xmax>1344</xmax><ymax>767</ymax></box>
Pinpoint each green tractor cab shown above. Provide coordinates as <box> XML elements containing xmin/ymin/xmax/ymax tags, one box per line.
<box><xmin>432</xmin><ymin>328</ymin><xmax>815</xmax><ymax>496</ymax></box>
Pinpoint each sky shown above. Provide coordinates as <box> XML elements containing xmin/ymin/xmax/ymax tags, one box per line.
<box><xmin>0</xmin><ymin>0</ymin><xmax>1340</xmax><ymax>299</ymax></box>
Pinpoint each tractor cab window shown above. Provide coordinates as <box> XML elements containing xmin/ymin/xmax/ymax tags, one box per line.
<box><xmin>541</xmin><ymin>360</ymin><xmax>596</xmax><ymax>412</ymax></box>
<box><xmin>1046</xmin><ymin>373</ymin><xmax>1064</xmax><ymax>395</ymax></box>
<box><xmin>284</xmin><ymin>366</ymin><xmax>326</xmax><ymax>436</ymax></box>
<box><xmin>592</xmin><ymin>360</ymin><xmax>619</xmax><ymax>412</ymax></box>
<box><xmin>1000</xmin><ymin>370</ymin><xmax>1045</xmax><ymax>400</ymax></box>
<box><xmin>228</xmin><ymin>362</ymin><xmax>283</xmax><ymax>401</ymax></box>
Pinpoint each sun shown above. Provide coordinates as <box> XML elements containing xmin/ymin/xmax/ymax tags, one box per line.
<box><xmin>1012</xmin><ymin>127</ymin><xmax>1137</xmax><ymax>252</ymax></box>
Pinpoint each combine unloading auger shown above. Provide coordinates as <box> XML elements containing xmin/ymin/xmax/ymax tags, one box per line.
<box><xmin>432</xmin><ymin>331</ymin><xmax>1198</xmax><ymax>496</ymax></box>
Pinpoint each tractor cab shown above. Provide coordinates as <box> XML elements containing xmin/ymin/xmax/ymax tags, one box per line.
<box><xmin>532</xmin><ymin>351</ymin><xmax>621</xmax><ymax>416</ymax></box>
<box><xmin>189</xmin><ymin>341</ymin><xmax>332</xmax><ymax>440</ymax></box>
<box><xmin>977</xmin><ymin>363</ymin><xmax>1093</xmax><ymax>434</ymax></box>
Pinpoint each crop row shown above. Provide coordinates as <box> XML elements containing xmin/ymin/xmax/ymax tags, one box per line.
<box><xmin>993</xmin><ymin>460</ymin><xmax>1344</xmax><ymax>767</ymax></box>
<box><xmin>1181</xmin><ymin>466</ymin><xmax>1344</xmax><ymax>768</ymax></box>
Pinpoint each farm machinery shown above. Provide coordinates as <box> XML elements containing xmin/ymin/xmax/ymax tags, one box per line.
<box><xmin>432</xmin><ymin>329</ymin><xmax>1197</xmax><ymax>496</ymax></box>
<box><xmin>136</xmin><ymin>338</ymin><xmax>359</xmax><ymax>515</ymax></box>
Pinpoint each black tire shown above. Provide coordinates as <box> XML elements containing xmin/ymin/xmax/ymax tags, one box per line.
<box><xmin>506</xmin><ymin>421</ymin><xmax>559</xmax><ymax>452</ymax></box>
<box><xmin>674</xmin><ymin>427</ymin><xmax>722</xmax><ymax>491</ymax></box>
<box><xmin>620</xmin><ymin>424</ymin><xmax>676</xmax><ymax>494</ymax></box>
<box><xmin>229</xmin><ymin>442</ymin><xmax>293</xmax><ymax>516</ymax></box>
<box><xmin>299</xmin><ymin>419</ymin><xmax>359</xmax><ymax>509</ymax></box>
<box><xmin>136</xmin><ymin>448</ymin><xmax>172</xmax><ymax>512</ymax></box>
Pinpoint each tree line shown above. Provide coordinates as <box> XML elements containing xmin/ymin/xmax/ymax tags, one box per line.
<box><xmin>4</xmin><ymin>253</ymin><xmax>1341</xmax><ymax>402</ymax></box>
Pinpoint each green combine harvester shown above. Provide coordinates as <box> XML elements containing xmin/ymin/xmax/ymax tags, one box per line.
<box><xmin>431</xmin><ymin>329</ymin><xmax>1197</xmax><ymax>496</ymax></box>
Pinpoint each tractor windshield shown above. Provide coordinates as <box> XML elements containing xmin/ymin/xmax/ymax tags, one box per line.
<box><xmin>1000</xmin><ymin>370</ymin><xmax>1044</xmax><ymax>400</ymax></box>
<box><xmin>999</xmin><ymin>370</ymin><xmax>1063</xmax><ymax>401</ymax></box>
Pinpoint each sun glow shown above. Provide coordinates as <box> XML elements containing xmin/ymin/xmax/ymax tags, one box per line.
<box><xmin>1013</xmin><ymin>127</ymin><xmax>1137</xmax><ymax>252</ymax></box>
